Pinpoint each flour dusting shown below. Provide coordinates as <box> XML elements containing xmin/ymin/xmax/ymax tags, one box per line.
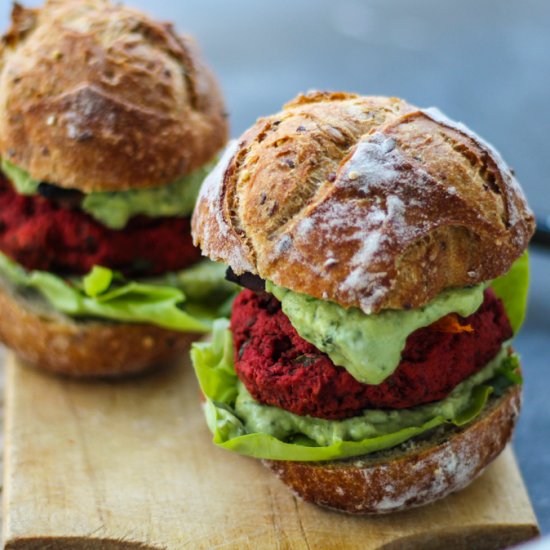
<box><xmin>422</xmin><ymin>107</ymin><xmax>529</xmax><ymax>230</ymax></box>
<box><xmin>282</xmin><ymin>133</ymin><xmax>434</xmax><ymax>312</ymax></box>
<box><xmin>62</xmin><ymin>87</ymin><xmax>112</xmax><ymax>140</ymax></box>
<box><xmin>195</xmin><ymin>140</ymin><xmax>255</xmax><ymax>273</ymax></box>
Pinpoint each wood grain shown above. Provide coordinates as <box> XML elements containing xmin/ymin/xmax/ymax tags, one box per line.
<box><xmin>2</xmin><ymin>353</ymin><xmax>539</xmax><ymax>549</ymax></box>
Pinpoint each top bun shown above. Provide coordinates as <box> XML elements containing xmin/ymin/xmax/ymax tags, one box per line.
<box><xmin>192</xmin><ymin>92</ymin><xmax>534</xmax><ymax>313</ymax></box>
<box><xmin>0</xmin><ymin>0</ymin><xmax>228</xmax><ymax>192</ymax></box>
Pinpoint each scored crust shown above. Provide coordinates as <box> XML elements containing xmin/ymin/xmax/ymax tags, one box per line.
<box><xmin>193</xmin><ymin>92</ymin><xmax>534</xmax><ymax>313</ymax></box>
<box><xmin>263</xmin><ymin>384</ymin><xmax>521</xmax><ymax>515</ymax></box>
<box><xmin>0</xmin><ymin>280</ymin><xmax>198</xmax><ymax>377</ymax></box>
<box><xmin>0</xmin><ymin>0</ymin><xmax>228</xmax><ymax>192</ymax></box>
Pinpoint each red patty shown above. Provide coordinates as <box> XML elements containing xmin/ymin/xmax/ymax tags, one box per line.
<box><xmin>0</xmin><ymin>173</ymin><xmax>201</xmax><ymax>276</ymax></box>
<box><xmin>231</xmin><ymin>288</ymin><xmax>513</xmax><ymax>420</ymax></box>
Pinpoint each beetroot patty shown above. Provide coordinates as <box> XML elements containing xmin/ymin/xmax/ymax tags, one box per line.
<box><xmin>231</xmin><ymin>288</ymin><xmax>513</xmax><ymax>420</ymax></box>
<box><xmin>0</xmin><ymin>173</ymin><xmax>201</xmax><ymax>276</ymax></box>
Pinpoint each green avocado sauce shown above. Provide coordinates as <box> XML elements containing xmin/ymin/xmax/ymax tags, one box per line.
<box><xmin>267</xmin><ymin>281</ymin><xmax>486</xmax><ymax>385</ymax></box>
<box><xmin>234</xmin><ymin>346</ymin><xmax>507</xmax><ymax>446</ymax></box>
<box><xmin>1</xmin><ymin>158</ymin><xmax>215</xmax><ymax>229</ymax></box>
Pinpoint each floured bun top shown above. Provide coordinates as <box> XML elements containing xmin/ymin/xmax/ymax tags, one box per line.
<box><xmin>0</xmin><ymin>0</ymin><xmax>228</xmax><ymax>192</ymax></box>
<box><xmin>192</xmin><ymin>92</ymin><xmax>535</xmax><ymax>313</ymax></box>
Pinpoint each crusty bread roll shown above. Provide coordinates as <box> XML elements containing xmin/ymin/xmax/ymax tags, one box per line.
<box><xmin>0</xmin><ymin>0</ymin><xmax>228</xmax><ymax>376</ymax></box>
<box><xmin>0</xmin><ymin>0</ymin><xmax>228</xmax><ymax>192</ymax></box>
<box><xmin>264</xmin><ymin>385</ymin><xmax>520</xmax><ymax>514</ymax></box>
<box><xmin>193</xmin><ymin>92</ymin><xmax>534</xmax><ymax>313</ymax></box>
<box><xmin>191</xmin><ymin>92</ymin><xmax>533</xmax><ymax>515</ymax></box>
<box><xmin>0</xmin><ymin>280</ymin><xmax>197</xmax><ymax>377</ymax></box>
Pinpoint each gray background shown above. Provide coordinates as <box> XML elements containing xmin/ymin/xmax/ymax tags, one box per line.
<box><xmin>1</xmin><ymin>0</ymin><xmax>550</xmax><ymax>535</ymax></box>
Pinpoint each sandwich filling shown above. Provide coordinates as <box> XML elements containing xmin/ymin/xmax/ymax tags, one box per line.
<box><xmin>231</xmin><ymin>288</ymin><xmax>511</xmax><ymax>419</ymax></box>
<box><xmin>191</xmin><ymin>253</ymin><xmax>527</xmax><ymax>461</ymax></box>
<box><xmin>0</xmin><ymin>161</ymin><xmax>236</xmax><ymax>332</ymax></box>
<box><xmin>2</xmin><ymin>159</ymin><xmax>210</xmax><ymax>230</ymax></box>
<box><xmin>265</xmin><ymin>281</ymin><xmax>487</xmax><ymax>385</ymax></box>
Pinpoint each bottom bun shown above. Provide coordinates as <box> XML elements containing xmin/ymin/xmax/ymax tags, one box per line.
<box><xmin>0</xmin><ymin>281</ymin><xmax>198</xmax><ymax>377</ymax></box>
<box><xmin>263</xmin><ymin>384</ymin><xmax>521</xmax><ymax>514</ymax></box>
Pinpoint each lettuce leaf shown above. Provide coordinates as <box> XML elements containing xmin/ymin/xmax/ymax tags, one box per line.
<box><xmin>192</xmin><ymin>319</ymin><xmax>239</xmax><ymax>404</ymax></box>
<box><xmin>191</xmin><ymin>320</ymin><xmax>518</xmax><ymax>462</ymax></box>
<box><xmin>147</xmin><ymin>260</ymin><xmax>236</xmax><ymax>310</ymax></box>
<box><xmin>490</xmin><ymin>251</ymin><xmax>530</xmax><ymax>334</ymax></box>
<box><xmin>0</xmin><ymin>253</ymin><xmax>237</xmax><ymax>333</ymax></box>
<box><xmin>83</xmin><ymin>266</ymin><xmax>114</xmax><ymax>297</ymax></box>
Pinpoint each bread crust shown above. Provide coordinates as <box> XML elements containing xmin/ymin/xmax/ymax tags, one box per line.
<box><xmin>263</xmin><ymin>384</ymin><xmax>521</xmax><ymax>514</ymax></box>
<box><xmin>0</xmin><ymin>0</ymin><xmax>228</xmax><ymax>192</ymax></box>
<box><xmin>0</xmin><ymin>281</ymin><xmax>198</xmax><ymax>377</ymax></box>
<box><xmin>193</xmin><ymin>92</ymin><xmax>534</xmax><ymax>313</ymax></box>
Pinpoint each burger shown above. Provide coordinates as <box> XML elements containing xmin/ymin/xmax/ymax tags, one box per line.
<box><xmin>191</xmin><ymin>92</ymin><xmax>535</xmax><ymax>513</ymax></box>
<box><xmin>0</xmin><ymin>0</ymin><xmax>234</xmax><ymax>376</ymax></box>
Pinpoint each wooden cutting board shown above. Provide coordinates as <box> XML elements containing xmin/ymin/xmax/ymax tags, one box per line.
<box><xmin>2</xmin><ymin>353</ymin><xmax>539</xmax><ymax>550</ymax></box>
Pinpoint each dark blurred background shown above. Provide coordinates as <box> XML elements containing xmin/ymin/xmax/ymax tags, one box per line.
<box><xmin>2</xmin><ymin>0</ymin><xmax>549</xmax><ymax>535</ymax></box>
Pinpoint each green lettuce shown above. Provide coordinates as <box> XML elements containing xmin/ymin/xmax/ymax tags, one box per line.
<box><xmin>84</xmin><ymin>266</ymin><xmax>114</xmax><ymax>297</ymax></box>
<box><xmin>1</xmin><ymin>158</ymin><xmax>213</xmax><ymax>229</ymax></box>
<box><xmin>146</xmin><ymin>260</ymin><xmax>237</xmax><ymax>318</ymax></box>
<box><xmin>0</xmin><ymin>253</ymin><xmax>237</xmax><ymax>333</ymax></box>
<box><xmin>491</xmin><ymin>251</ymin><xmax>530</xmax><ymax>333</ymax></box>
<box><xmin>191</xmin><ymin>320</ymin><xmax>520</xmax><ymax>462</ymax></box>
